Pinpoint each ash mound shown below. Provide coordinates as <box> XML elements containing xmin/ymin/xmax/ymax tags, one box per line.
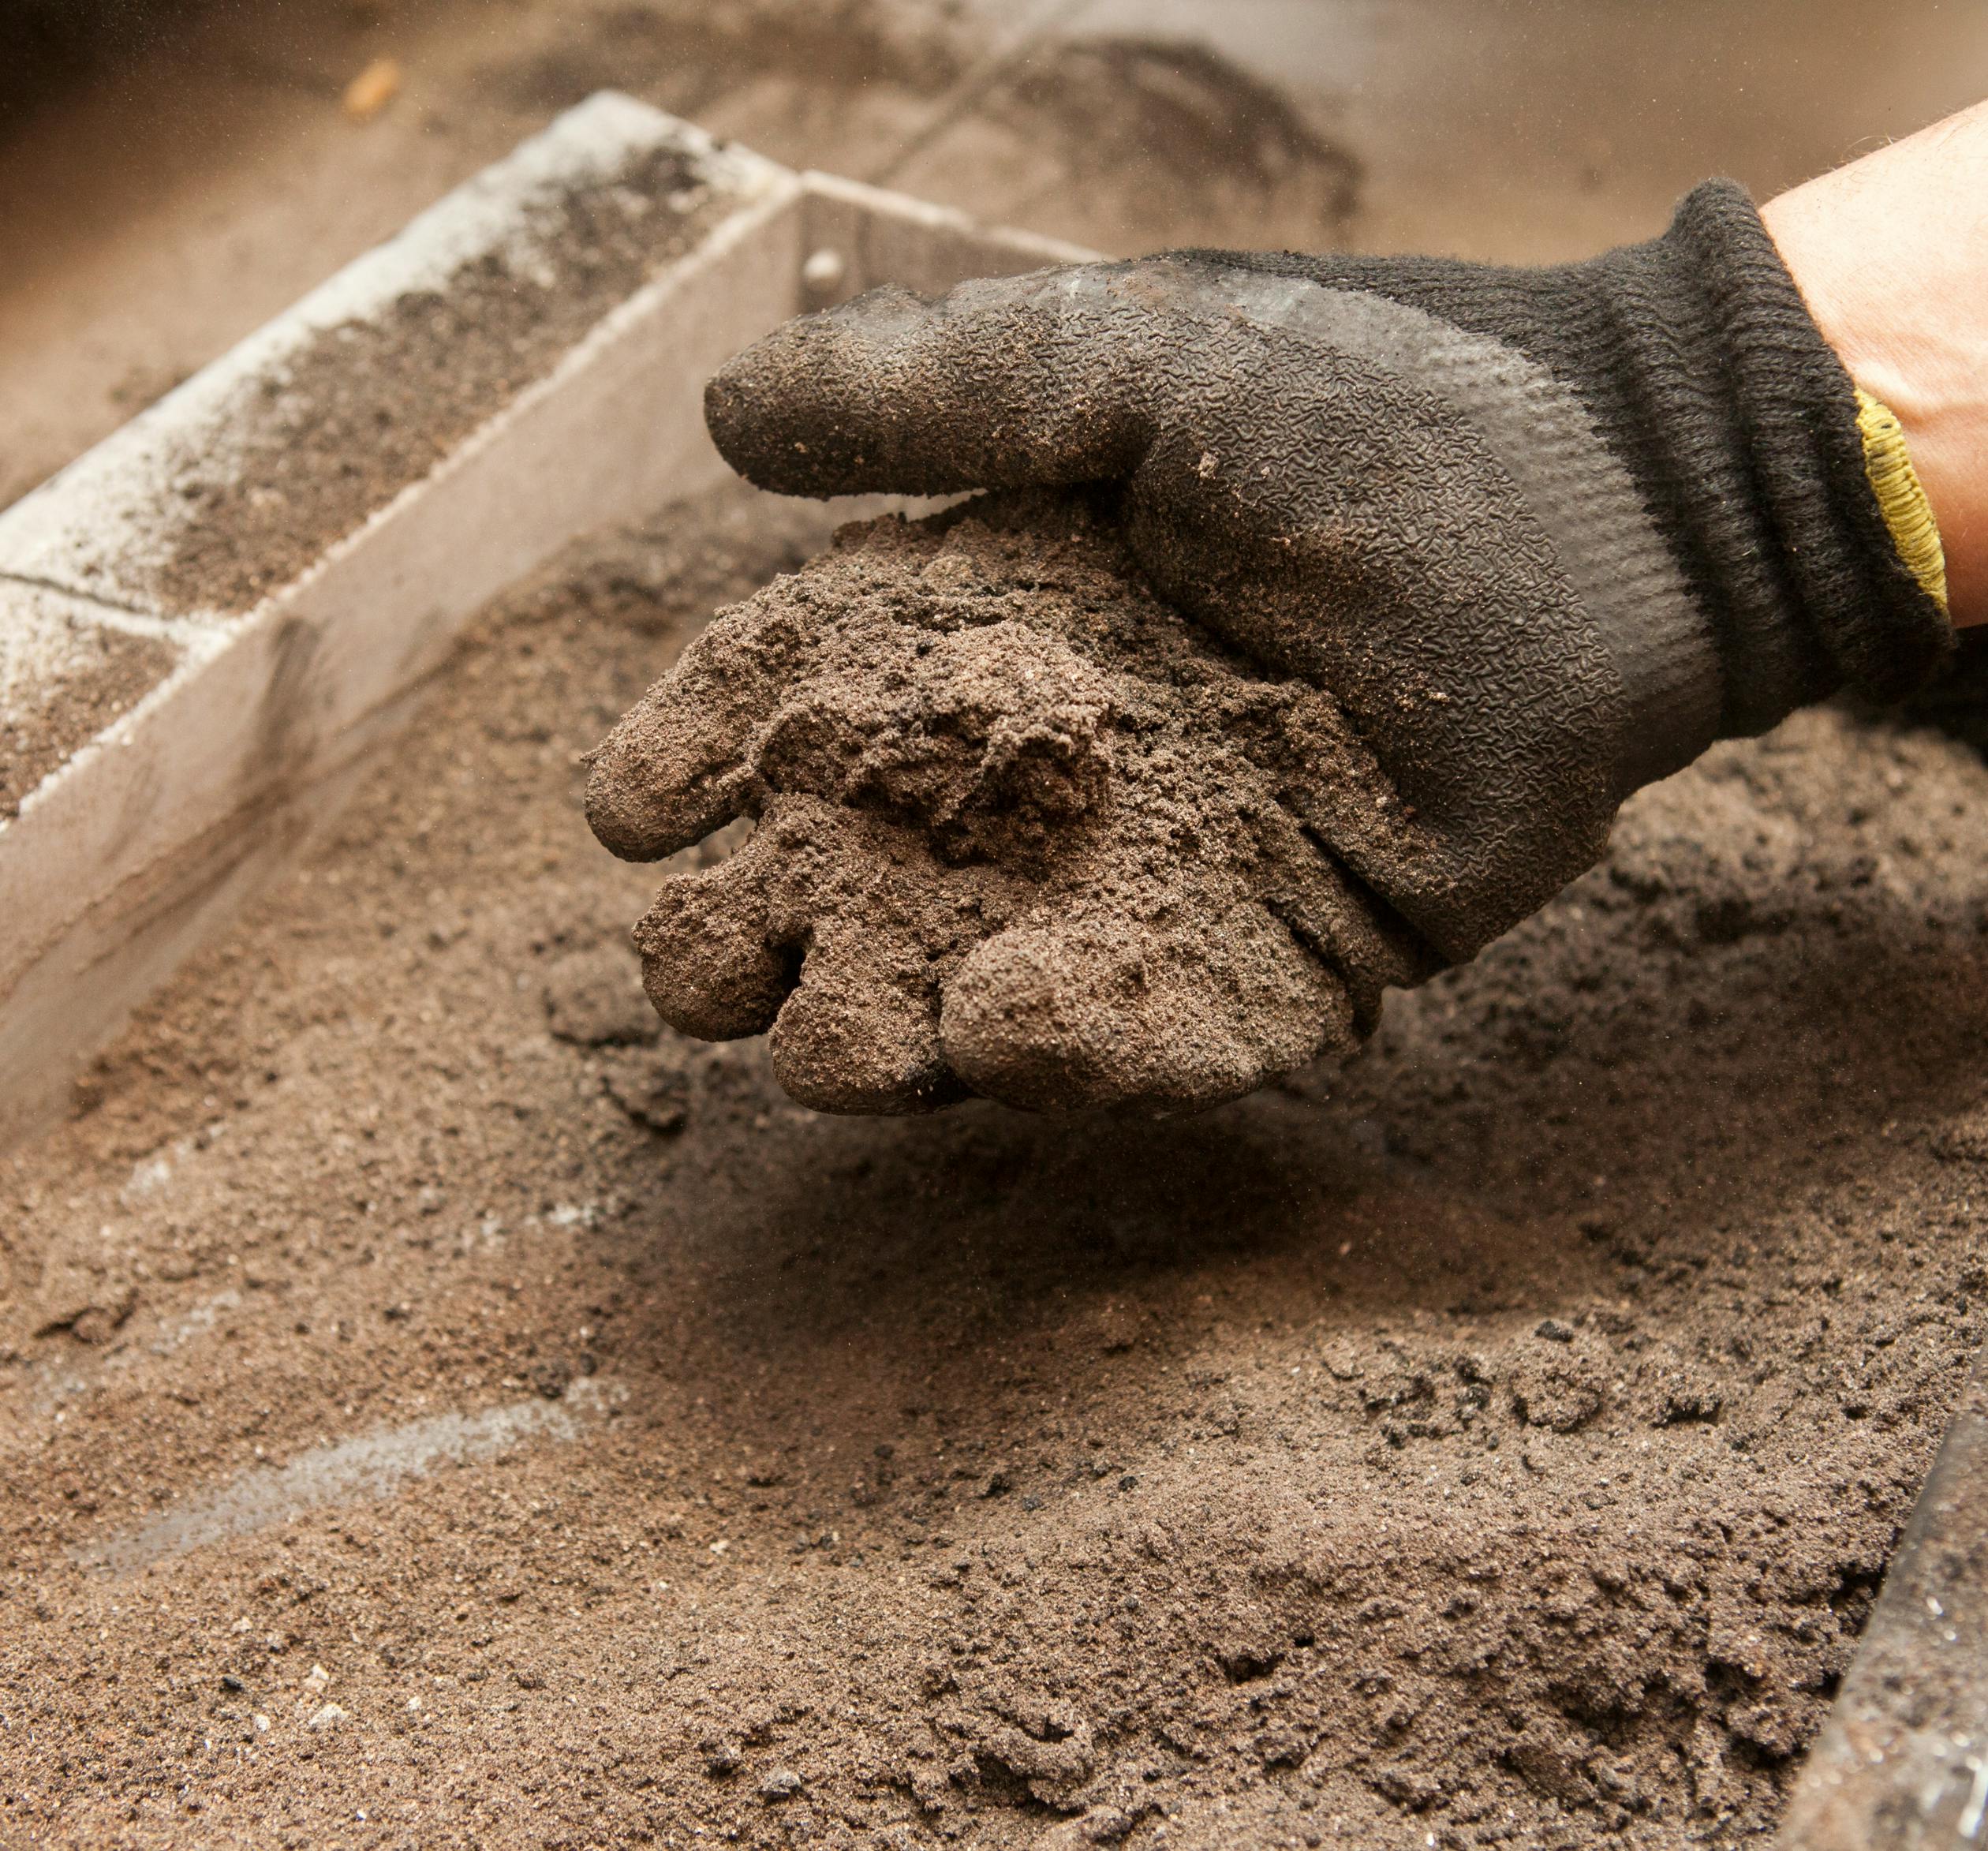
<box><xmin>587</xmin><ymin>492</ymin><xmax>1429</xmax><ymax>1113</ymax></box>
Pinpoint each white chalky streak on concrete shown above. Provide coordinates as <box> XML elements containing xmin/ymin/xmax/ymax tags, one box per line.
<box><xmin>0</xmin><ymin>93</ymin><xmax>777</xmax><ymax>614</ymax></box>
<box><xmin>84</xmin><ymin>1382</ymin><xmax>618</xmax><ymax>1576</ymax></box>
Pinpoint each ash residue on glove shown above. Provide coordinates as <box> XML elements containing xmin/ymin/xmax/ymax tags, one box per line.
<box><xmin>587</xmin><ymin>492</ymin><xmax>1430</xmax><ymax>1115</ymax></box>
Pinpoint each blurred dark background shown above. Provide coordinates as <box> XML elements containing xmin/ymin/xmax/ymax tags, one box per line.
<box><xmin>4</xmin><ymin>0</ymin><xmax>1986</xmax><ymax>523</ymax></box>
<box><xmin>2</xmin><ymin>0</ymin><xmax>204</xmax><ymax>127</ymax></box>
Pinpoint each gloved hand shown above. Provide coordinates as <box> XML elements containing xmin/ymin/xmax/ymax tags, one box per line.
<box><xmin>589</xmin><ymin>180</ymin><xmax>1952</xmax><ymax>1112</ymax></box>
<box><xmin>701</xmin><ymin>180</ymin><xmax>1950</xmax><ymax>959</ymax></box>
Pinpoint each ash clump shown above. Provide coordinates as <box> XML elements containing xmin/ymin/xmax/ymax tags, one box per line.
<box><xmin>588</xmin><ymin>492</ymin><xmax>1428</xmax><ymax>1114</ymax></box>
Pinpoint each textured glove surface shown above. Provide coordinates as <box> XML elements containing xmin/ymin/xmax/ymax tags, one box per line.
<box><xmin>699</xmin><ymin>181</ymin><xmax>1948</xmax><ymax>965</ymax></box>
<box><xmin>589</xmin><ymin>182</ymin><xmax>1951</xmax><ymax>1112</ymax></box>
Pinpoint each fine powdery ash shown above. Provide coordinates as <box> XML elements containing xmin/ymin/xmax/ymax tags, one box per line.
<box><xmin>6</xmin><ymin>484</ymin><xmax>1988</xmax><ymax>1849</ymax></box>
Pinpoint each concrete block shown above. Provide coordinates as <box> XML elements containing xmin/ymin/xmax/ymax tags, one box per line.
<box><xmin>0</xmin><ymin>96</ymin><xmax>1101</xmax><ymax>1148</ymax></box>
<box><xmin>0</xmin><ymin>95</ymin><xmax>811</xmax><ymax>1146</ymax></box>
<box><xmin>0</xmin><ymin>93</ymin><xmax>790</xmax><ymax>618</ymax></box>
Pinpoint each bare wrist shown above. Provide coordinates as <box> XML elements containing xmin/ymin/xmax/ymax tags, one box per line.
<box><xmin>1762</xmin><ymin>102</ymin><xmax>1988</xmax><ymax>627</ymax></box>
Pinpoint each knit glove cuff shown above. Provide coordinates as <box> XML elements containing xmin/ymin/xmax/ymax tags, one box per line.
<box><xmin>1188</xmin><ymin>179</ymin><xmax>1953</xmax><ymax>784</ymax></box>
<box><xmin>1623</xmin><ymin>179</ymin><xmax>1950</xmax><ymax>715</ymax></box>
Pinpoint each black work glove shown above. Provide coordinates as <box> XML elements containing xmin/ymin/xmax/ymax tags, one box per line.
<box><xmin>589</xmin><ymin>181</ymin><xmax>1950</xmax><ymax>1112</ymax></box>
<box><xmin>700</xmin><ymin>180</ymin><xmax>1949</xmax><ymax>959</ymax></box>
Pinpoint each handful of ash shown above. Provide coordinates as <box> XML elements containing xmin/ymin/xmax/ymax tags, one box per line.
<box><xmin>587</xmin><ymin>491</ymin><xmax>1434</xmax><ymax>1113</ymax></box>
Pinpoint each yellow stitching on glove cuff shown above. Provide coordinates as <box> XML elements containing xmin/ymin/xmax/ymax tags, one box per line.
<box><xmin>1856</xmin><ymin>387</ymin><xmax>1948</xmax><ymax>612</ymax></box>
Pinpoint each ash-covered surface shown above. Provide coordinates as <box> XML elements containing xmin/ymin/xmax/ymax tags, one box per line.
<box><xmin>589</xmin><ymin>494</ymin><xmax>1426</xmax><ymax>1115</ymax></box>
<box><xmin>2</xmin><ymin>484</ymin><xmax>1987</xmax><ymax>1849</ymax></box>
<box><xmin>148</xmin><ymin>140</ymin><xmax>729</xmax><ymax>618</ymax></box>
<box><xmin>0</xmin><ymin>612</ymin><xmax>174</xmax><ymax>820</ymax></box>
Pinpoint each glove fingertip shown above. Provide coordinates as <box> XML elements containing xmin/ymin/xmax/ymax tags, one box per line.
<box><xmin>704</xmin><ymin>288</ymin><xmax>936</xmax><ymax>496</ymax></box>
<box><xmin>633</xmin><ymin>867</ymin><xmax>793</xmax><ymax>1041</ymax></box>
<box><xmin>583</xmin><ymin>721</ymin><xmax>746</xmax><ymax>862</ymax></box>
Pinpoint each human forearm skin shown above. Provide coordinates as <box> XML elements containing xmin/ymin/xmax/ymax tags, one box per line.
<box><xmin>1764</xmin><ymin>99</ymin><xmax>1988</xmax><ymax>628</ymax></box>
